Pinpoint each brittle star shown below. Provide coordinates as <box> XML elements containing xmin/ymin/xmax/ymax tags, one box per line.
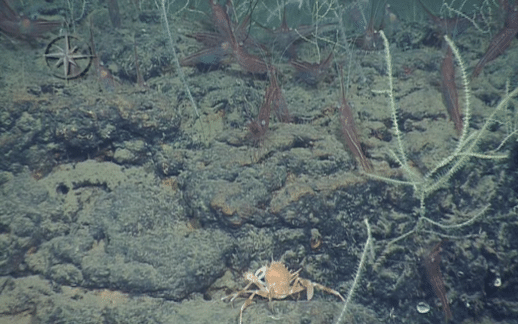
<box><xmin>44</xmin><ymin>33</ymin><xmax>93</xmax><ymax>80</ymax></box>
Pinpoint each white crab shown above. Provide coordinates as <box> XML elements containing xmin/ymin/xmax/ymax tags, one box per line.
<box><xmin>222</xmin><ymin>260</ymin><xmax>345</xmax><ymax>324</ymax></box>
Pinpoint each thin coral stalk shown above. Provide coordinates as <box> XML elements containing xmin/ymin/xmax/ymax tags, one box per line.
<box><xmin>334</xmin><ymin>219</ymin><xmax>372</xmax><ymax>324</ymax></box>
